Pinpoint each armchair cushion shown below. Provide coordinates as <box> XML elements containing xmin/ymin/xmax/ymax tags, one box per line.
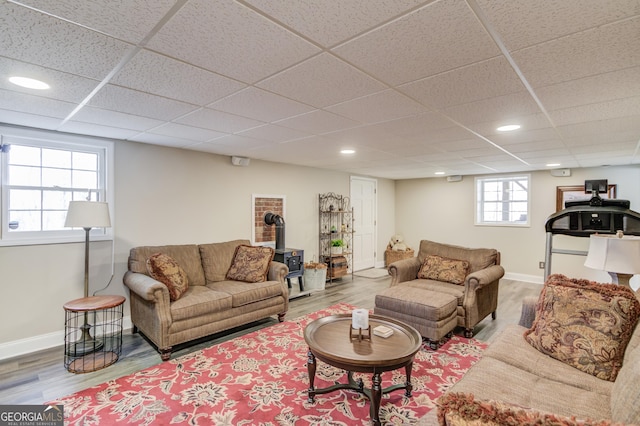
<box><xmin>524</xmin><ymin>274</ymin><xmax>640</xmax><ymax>382</ymax></box>
<box><xmin>146</xmin><ymin>252</ymin><xmax>189</xmax><ymax>301</ymax></box>
<box><xmin>200</xmin><ymin>239</ymin><xmax>251</xmax><ymax>283</ymax></box>
<box><xmin>417</xmin><ymin>254</ymin><xmax>469</xmax><ymax>285</ymax></box>
<box><xmin>226</xmin><ymin>245</ymin><xmax>274</xmax><ymax>283</ymax></box>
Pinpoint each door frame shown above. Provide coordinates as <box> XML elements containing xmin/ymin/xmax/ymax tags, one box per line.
<box><xmin>350</xmin><ymin>176</ymin><xmax>377</xmax><ymax>271</ymax></box>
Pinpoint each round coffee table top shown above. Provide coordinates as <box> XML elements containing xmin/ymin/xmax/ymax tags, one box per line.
<box><xmin>304</xmin><ymin>314</ymin><xmax>421</xmax><ymax>371</ymax></box>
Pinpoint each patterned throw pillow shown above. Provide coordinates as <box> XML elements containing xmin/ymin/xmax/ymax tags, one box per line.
<box><xmin>146</xmin><ymin>253</ymin><xmax>189</xmax><ymax>301</ymax></box>
<box><xmin>226</xmin><ymin>245</ymin><xmax>274</xmax><ymax>283</ymax></box>
<box><xmin>417</xmin><ymin>254</ymin><xmax>470</xmax><ymax>285</ymax></box>
<box><xmin>524</xmin><ymin>274</ymin><xmax>640</xmax><ymax>382</ymax></box>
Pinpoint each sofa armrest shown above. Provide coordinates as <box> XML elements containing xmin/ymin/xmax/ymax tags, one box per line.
<box><xmin>465</xmin><ymin>265</ymin><xmax>505</xmax><ymax>290</ymax></box>
<box><xmin>389</xmin><ymin>257</ymin><xmax>422</xmax><ymax>286</ymax></box>
<box><xmin>518</xmin><ymin>296</ymin><xmax>539</xmax><ymax>328</ymax></box>
<box><xmin>123</xmin><ymin>271</ymin><xmax>170</xmax><ymax>303</ymax></box>
<box><xmin>268</xmin><ymin>261</ymin><xmax>289</xmax><ymax>283</ymax></box>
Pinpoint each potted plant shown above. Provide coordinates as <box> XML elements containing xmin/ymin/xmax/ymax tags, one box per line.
<box><xmin>330</xmin><ymin>239</ymin><xmax>344</xmax><ymax>255</ymax></box>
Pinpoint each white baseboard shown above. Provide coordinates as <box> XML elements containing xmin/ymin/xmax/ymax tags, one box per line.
<box><xmin>0</xmin><ymin>316</ymin><xmax>133</xmax><ymax>361</ymax></box>
<box><xmin>503</xmin><ymin>272</ymin><xmax>544</xmax><ymax>285</ymax></box>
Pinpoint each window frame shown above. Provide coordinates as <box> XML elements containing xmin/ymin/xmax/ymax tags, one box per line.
<box><xmin>475</xmin><ymin>174</ymin><xmax>530</xmax><ymax>227</ymax></box>
<box><xmin>0</xmin><ymin>125</ymin><xmax>114</xmax><ymax>246</ymax></box>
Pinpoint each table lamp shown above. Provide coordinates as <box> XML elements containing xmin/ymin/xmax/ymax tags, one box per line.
<box><xmin>584</xmin><ymin>232</ymin><xmax>640</xmax><ymax>287</ymax></box>
<box><xmin>64</xmin><ymin>200</ymin><xmax>111</xmax><ymax>355</ymax></box>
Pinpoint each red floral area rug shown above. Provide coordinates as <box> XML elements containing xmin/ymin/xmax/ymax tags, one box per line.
<box><xmin>49</xmin><ymin>302</ymin><xmax>486</xmax><ymax>425</ymax></box>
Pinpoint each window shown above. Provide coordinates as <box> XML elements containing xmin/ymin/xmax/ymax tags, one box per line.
<box><xmin>475</xmin><ymin>175</ymin><xmax>530</xmax><ymax>226</ymax></box>
<box><xmin>0</xmin><ymin>125</ymin><xmax>114</xmax><ymax>246</ymax></box>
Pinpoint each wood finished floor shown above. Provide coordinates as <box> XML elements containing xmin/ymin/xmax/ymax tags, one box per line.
<box><xmin>0</xmin><ymin>275</ymin><xmax>541</xmax><ymax>405</ymax></box>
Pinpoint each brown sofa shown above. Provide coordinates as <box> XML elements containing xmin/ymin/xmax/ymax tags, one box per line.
<box><xmin>388</xmin><ymin>240</ymin><xmax>504</xmax><ymax>337</ymax></box>
<box><xmin>123</xmin><ymin>239</ymin><xmax>289</xmax><ymax>360</ymax></box>
<box><xmin>427</xmin><ymin>284</ymin><xmax>640</xmax><ymax>425</ymax></box>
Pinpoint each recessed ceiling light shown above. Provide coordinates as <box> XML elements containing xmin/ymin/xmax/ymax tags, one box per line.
<box><xmin>340</xmin><ymin>149</ymin><xmax>355</xmax><ymax>154</ymax></box>
<box><xmin>434</xmin><ymin>171</ymin><xmax>445</xmax><ymax>175</ymax></box>
<box><xmin>546</xmin><ymin>163</ymin><xmax>561</xmax><ymax>167</ymax></box>
<box><xmin>496</xmin><ymin>124</ymin><xmax>520</xmax><ymax>132</ymax></box>
<box><xmin>9</xmin><ymin>76</ymin><xmax>50</xmax><ymax>90</ymax></box>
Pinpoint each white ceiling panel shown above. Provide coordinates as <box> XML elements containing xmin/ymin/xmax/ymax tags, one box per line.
<box><xmin>175</xmin><ymin>108</ymin><xmax>264</xmax><ymax>133</ymax></box>
<box><xmin>258</xmin><ymin>53</ymin><xmax>387</xmax><ymax>108</ymax></box>
<box><xmin>0</xmin><ymin>2</ymin><xmax>132</xmax><ymax>80</ymax></box>
<box><xmin>334</xmin><ymin>0</ymin><xmax>500</xmax><ymax>85</ymax></box>
<box><xmin>1</xmin><ymin>0</ymin><xmax>638</xmax><ymax>179</ymax></box>
<box><xmin>111</xmin><ymin>50</ymin><xmax>247</xmax><ymax>106</ymax></box>
<box><xmin>209</xmin><ymin>87</ymin><xmax>314</xmax><ymax>122</ymax></box>
<box><xmin>146</xmin><ymin>0</ymin><xmax>319</xmax><ymax>83</ymax></box>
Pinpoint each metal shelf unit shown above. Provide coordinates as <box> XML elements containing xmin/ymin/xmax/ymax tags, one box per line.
<box><xmin>319</xmin><ymin>192</ymin><xmax>354</xmax><ymax>283</ymax></box>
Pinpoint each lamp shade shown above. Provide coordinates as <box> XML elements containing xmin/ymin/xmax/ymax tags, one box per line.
<box><xmin>584</xmin><ymin>234</ymin><xmax>640</xmax><ymax>275</ymax></box>
<box><xmin>64</xmin><ymin>201</ymin><xmax>111</xmax><ymax>228</ymax></box>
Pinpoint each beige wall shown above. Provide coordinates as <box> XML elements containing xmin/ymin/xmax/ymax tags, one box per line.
<box><xmin>395</xmin><ymin>165</ymin><xmax>640</xmax><ymax>286</ymax></box>
<box><xmin>0</xmin><ymin>140</ymin><xmax>394</xmax><ymax>354</ymax></box>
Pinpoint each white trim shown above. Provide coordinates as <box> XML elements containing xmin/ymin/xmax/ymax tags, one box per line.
<box><xmin>0</xmin><ymin>316</ymin><xmax>132</xmax><ymax>361</ymax></box>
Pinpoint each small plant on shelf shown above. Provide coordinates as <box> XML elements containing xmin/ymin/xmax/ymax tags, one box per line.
<box><xmin>330</xmin><ymin>239</ymin><xmax>344</xmax><ymax>255</ymax></box>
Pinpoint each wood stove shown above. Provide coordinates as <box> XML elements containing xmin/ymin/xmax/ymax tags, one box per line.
<box><xmin>264</xmin><ymin>213</ymin><xmax>305</xmax><ymax>292</ymax></box>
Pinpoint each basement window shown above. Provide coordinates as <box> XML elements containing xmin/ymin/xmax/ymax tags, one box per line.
<box><xmin>0</xmin><ymin>125</ymin><xmax>114</xmax><ymax>246</ymax></box>
<box><xmin>475</xmin><ymin>175</ymin><xmax>530</xmax><ymax>227</ymax></box>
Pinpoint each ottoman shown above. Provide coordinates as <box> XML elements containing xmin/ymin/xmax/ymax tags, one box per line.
<box><xmin>374</xmin><ymin>286</ymin><xmax>457</xmax><ymax>349</ymax></box>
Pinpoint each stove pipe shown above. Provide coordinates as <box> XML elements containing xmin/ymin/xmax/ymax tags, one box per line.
<box><xmin>264</xmin><ymin>212</ymin><xmax>285</xmax><ymax>250</ymax></box>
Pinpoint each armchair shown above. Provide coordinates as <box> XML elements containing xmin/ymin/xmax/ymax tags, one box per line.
<box><xmin>388</xmin><ymin>239</ymin><xmax>504</xmax><ymax>337</ymax></box>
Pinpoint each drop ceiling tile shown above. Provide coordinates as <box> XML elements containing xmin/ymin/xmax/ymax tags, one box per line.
<box><xmin>276</xmin><ymin>110</ymin><xmax>360</xmax><ymax>134</ymax></box>
<box><xmin>111</xmin><ymin>50</ymin><xmax>247</xmax><ymax>106</ymax></box>
<box><xmin>176</xmin><ymin>108</ymin><xmax>265</xmax><ymax>133</ymax></box>
<box><xmin>443</xmin><ymin>92</ymin><xmax>542</xmax><ymax>126</ymax></box>
<box><xmin>89</xmin><ymin>85</ymin><xmax>199</xmax><ymax>121</ymax></box>
<box><xmin>0</xmin><ymin>89</ymin><xmax>75</xmax><ymax>119</ymax></box>
<box><xmin>245</xmin><ymin>0</ymin><xmax>427</xmax><ymax>46</ymax></box>
<box><xmin>0</xmin><ymin>109</ymin><xmax>62</xmax><ymax>130</ymax></box>
<box><xmin>71</xmin><ymin>106</ymin><xmax>164</xmax><ymax>132</ymax></box>
<box><xmin>477</xmin><ymin>0</ymin><xmax>640</xmax><ymax>51</ymax></box>
<box><xmin>0</xmin><ymin>57</ymin><xmax>100</xmax><ymax>103</ymax></box>
<box><xmin>0</xmin><ymin>2</ymin><xmax>132</xmax><ymax>80</ymax></box>
<box><xmin>58</xmin><ymin>121</ymin><xmax>141</xmax><ymax>140</ymax></box>
<box><xmin>515</xmin><ymin>148</ymin><xmax>572</xmax><ymax>160</ymax></box>
<box><xmin>371</xmin><ymin>113</ymin><xmax>460</xmax><ymax>139</ymax></box>
<box><xmin>326</xmin><ymin>89</ymin><xmax>429</xmax><ymax>124</ymax></box>
<box><xmin>487</xmin><ymin>128</ymin><xmax>560</xmax><ymax>147</ymax></box>
<box><xmin>236</xmin><ymin>124</ymin><xmax>310</xmax><ymax>143</ymax></box>
<box><xmin>146</xmin><ymin>0</ymin><xmax>319</xmax><ymax>83</ymax></box>
<box><xmin>467</xmin><ymin>113</ymin><xmax>554</xmax><ymax>137</ymax></box>
<box><xmin>399</xmin><ymin>57</ymin><xmax>526</xmax><ymax>109</ymax></box>
<box><xmin>334</xmin><ymin>0</ymin><xmax>500</xmax><ymax>85</ymax></box>
<box><xmin>535</xmin><ymin>67</ymin><xmax>640</xmax><ymax>112</ymax></box>
<box><xmin>513</xmin><ymin>17</ymin><xmax>640</xmax><ymax>88</ymax></box>
<box><xmin>130</xmin><ymin>133</ymin><xmax>199</xmax><ymax>148</ymax></box>
<box><xmin>209</xmin><ymin>87</ymin><xmax>314</xmax><ymax>122</ymax></box>
<box><xmin>558</xmin><ymin>116</ymin><xmax>640</xmax><ymax>139</ymax></box>
<box><xmin>149</xmin><ymin>123</ymin><xmax>227</xmax><ymax>142</ymax></box>
<box><xmin>570</xmin><ymin>141</ymin><xmax>638</xmax><ymax>154</ymax></box>
<box><xmin>11</xmin><ymin>0</ymin><xmax>178</xmax><ymax>43</ymax></box>
<box><xmin>498</xmin><ymin>138</ymin><xmax>565</xmax><ymax>153</ymax></box>
<box><xmin>258</xmin><ymin>53</ymin><xmax>386</xmax><ymax>108</ymax></box>
<box><xmin>550</xmin><ymin>97</ymin><xmax>640</xmax><ymax>127</ymax></box>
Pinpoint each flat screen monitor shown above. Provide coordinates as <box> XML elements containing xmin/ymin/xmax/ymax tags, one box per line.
<box><xmin>585</xmin><ymin>179</ymin><xmax>608</xmax><ymax>194</ymax></box>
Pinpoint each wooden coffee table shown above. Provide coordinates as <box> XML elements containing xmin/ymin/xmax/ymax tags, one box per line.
<box><xmin>304</xmin><ymin>314</ymin><xmax>422</xmax><ymax>426</ymax></box>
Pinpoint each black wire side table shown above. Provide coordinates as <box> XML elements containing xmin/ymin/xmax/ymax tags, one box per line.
<box><xmin>64</xmin><ymin>295</ymin><xmax>125</xmax><ymax>373</ymax></box>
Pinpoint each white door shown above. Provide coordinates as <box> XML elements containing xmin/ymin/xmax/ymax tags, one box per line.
<box><xmin>351</xmin><ymin>177</ymin><xmax>376</xmax><ymax>271</ymax></box>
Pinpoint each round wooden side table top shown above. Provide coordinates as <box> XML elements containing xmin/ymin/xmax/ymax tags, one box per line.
<box><xmin>64</xmin><ymin>295</ymin><xmax>125</xmax><ymax>312</ymax></box>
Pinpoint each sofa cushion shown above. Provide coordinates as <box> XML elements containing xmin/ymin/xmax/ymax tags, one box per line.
<box><xmin>146</xmin><ymin>253</ymin><xmax>189</xmax><ymax>301</ymax></box>
<box><xmin>418</xmin><ymin>240</ymin><xmax>498</xmax><ymax>273</ymax></box>
<box><xmin>524</xmin><ymin>274</ymin><xmax>640</xmax><ymax>382</ymax></box>
<box><xmin>130</xmin><ymin>244</ymin><xmax>205</xmax><ymax>286</ymax></box>
<box><xmin>170</xmin><ymin>286</ymin><xmax>232</xmax><ymax>322</ymax></box>
<box><xmin>207</xmin><ymin>280</ymin><xmax>283</xmax><ymax>307</ymax></box>
<box><xmin>611</xmin><ymin>344</ymin><xmax>640</xmax><ymax>424</ymax></box>
<box><xmin>400</xmin><ymin>280</ymin><xmax>465</xmax><ymax>305</ymax></box>
<box><xmin>226</xmin><ymin>245</ymin><xmax>274</xmax><ymax>283</ymax></box>
<box><xmin>199</xmin><ymin>239</ymin><xmax>250</xmax><ymax>283</ymax></box>
<box><xmin>417</xmin><ymin>254</ymin><xmax>469</xmax><ymax>285</ymax></box>
<box><xmin>437</xmin><ymin>393</ymin><xmax>612</xmax><ymax>426</ymax></box>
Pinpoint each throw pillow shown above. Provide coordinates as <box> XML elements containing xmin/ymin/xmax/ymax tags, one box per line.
<box><xmin>146</xmin><ymin>253</ymin><xmax>189</xmax><ymax>301</ymax></box>
<box><xmin>437</xmin><ymin>392</ymin><xmax>614</xmax><ymax>426</ymax></box>
<box><xmin>226</xmin><ymin>245</ymin><xmax>274</xmax><ymax>283</ymax></box>
<box><xmin>417</xmin><ymin>254</ymin><xmax>470</xmax><ymax>285</ymax></box>
<box><xmin>524</xmin><ymin>274</ymin><xmax>640</xmax><ymax>382</ymax></box>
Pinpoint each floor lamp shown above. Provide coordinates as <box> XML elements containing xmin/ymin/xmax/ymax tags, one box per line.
<box><xmin>584</xmin><ymin>232</ymin><xmax>640</xmax><ymax>287</ymax></box>
<box><xmin>65</xmin><ymin>200</ymin><xmax>112</xmax><ymax>356</ymax></box>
